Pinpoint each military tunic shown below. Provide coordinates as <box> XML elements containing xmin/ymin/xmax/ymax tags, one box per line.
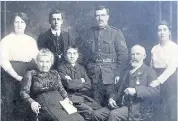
<box><xmin>82</xmin><ymin>25</ymin><xmax>128</xmax><ymax>106</ymax></box>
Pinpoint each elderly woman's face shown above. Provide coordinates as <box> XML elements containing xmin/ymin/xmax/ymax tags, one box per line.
<box><xmin>14</xmin><ymin>16</ymin><xmax>26</xmax><ymax>34</ymax></box>
<box><xmin>37</xmin><ymin>56</ymin><xmax>53</xmax><ymax>72</ymax></box>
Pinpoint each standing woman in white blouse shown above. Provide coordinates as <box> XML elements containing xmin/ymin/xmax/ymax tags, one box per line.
<box><xmin>150</xmin><ymin>21</ymin><xmax>177</xmax><ymax>121</ymax></box>
<box><xmin>0</xmin><ymin>12</ymin><xmax>39</xmax><ymax>121</ymax></box>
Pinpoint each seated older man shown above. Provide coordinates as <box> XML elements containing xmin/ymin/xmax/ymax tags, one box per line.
<box><xmin>93</xmin><ymin>45</ymin><xmax>160</xmax><ymax>121</ymax></box>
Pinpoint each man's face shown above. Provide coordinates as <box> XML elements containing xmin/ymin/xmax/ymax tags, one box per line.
<box><xmin>158</xmin><ymin>25</ymin><xmax>170</xmax><ymax>42</ymax></box>
<box><xmin>37</xmin><ymin>56</ymin><xmax>53</xmax><ymax>72</ymax></box>
<box><xmin>66</xmin><ymin>48</ymin><xmax>79</xmax><ymax>64</ymax></box>
<box><xmin>95</xmin><ymin>9</ymin><xmax>109</xmax><ymax>28</ymax></box>
<box><xmin>50</xmin><ymin>13</ymin><xmax>63</xmax><ymax>30</ymax></box>
<box><xmin>130</xmin><ymin>46</ymin><xmax>146</xmax><ymax>68</ymax></box>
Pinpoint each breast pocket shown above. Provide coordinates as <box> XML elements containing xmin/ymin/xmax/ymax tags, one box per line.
<box><xmin>103</xmin><ymin>40</ymin><xmax>115</xmax><ymax>53</ymax></box>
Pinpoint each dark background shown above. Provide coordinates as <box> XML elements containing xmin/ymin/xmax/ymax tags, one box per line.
<box><xmin>1</xmin><ymin>1</ymin><xmax>177</xmax><ymax>64</ymax></box>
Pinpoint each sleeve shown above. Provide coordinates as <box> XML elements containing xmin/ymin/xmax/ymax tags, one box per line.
<box><xmin>56</xmin><ymin>73</ymin><xmax>68</xmax><ymax>98</ymax></box>
<box><xmin>0</xmin><ymin>37</ymin><xmax>19</xmax><ymax>79</ymax></box>
<box><xmin>109</xmin><ymin>71</ymin><xmax>129</xmax><ymax>102</ymax></box>
<box><xmin>157</xmin><ymin>47</ymin><xmax>178</xmax><ymax>84</ymax></box>
<box><xmin>81</xmin><ymin>66</ymin><xmax>91</xmax><ymax>89</ymax></box>
<box><xmin>114</xmin><ymin>30</ymin><xmax>129</xmax><ymax>76</ymax></box>
<box><xmin>135</xmin><ymin>68</ymin><xmax>160</xmax><ymax>100</ymax></box>
<box><xmin>37</xmin><ymin>33</ymin><xmax>46</xmax><ymax>49</ymax></box>
<box><xmin>20</xmin><ymin>71</ymin><xmax>35</xmax><ymax>104</ymax></box>
<box><xmin>30</xmin><ymin>38</ymin><xmax>39</xmax><ymax>60</ymax></box>
<box><xmin>68</xmin><ymin>31</ymin><xmax>75</xmax><ymax>46</ymax></box>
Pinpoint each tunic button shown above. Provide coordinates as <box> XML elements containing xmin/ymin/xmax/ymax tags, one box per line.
<box><xmin>98</xmin><ymin>43</ymin><xmax>100</xmax><ymax>44</ymax></box>
<box><xmin>99</xmin><ymin>49</ymin><xmax>101</xmax><ymax>51</ymax></box>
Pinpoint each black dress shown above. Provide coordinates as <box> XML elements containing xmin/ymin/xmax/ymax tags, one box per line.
<box><xmin>20</xmin><ymin>69</ymin><xmax>84</xmax><ymax>121</ymax></box>
<box><xmin>154</xmin><ymin>68</ymin><xmax>177</xmax><ymax>121</ymax></box>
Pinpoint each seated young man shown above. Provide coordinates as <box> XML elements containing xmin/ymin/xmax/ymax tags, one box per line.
<box><xmin>57</xmin><ymin>45</ymin><xmax>102</xmax><ymax>121</ymax></box>
<box><xmin>93</xmin><ymin>45</ymin><xmax>160</xmax><ymax>121</ymax></box>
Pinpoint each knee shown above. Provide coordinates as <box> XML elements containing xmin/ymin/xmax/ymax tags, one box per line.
<box><xmin>93</xmin><ymin>110</ymin><xmax>106</xmax><ymax>121</ymax></box>
<box><xmin>109</xmin><ymin>110</ymin><xmax>118</xmax><ymax>119</ymax></box>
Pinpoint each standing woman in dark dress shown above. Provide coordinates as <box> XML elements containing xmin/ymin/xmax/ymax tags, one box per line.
<box><xmin>20</xmin><ymin>48</ymin><xmax>84</xmax><ymax>121</ymax></box>
<box><xmin>150</xmin><ymin>21</ymin><xmax>178</xmax><ymax>121</ymax></box>
<box><xmin>0</xmin><ymin>12</ymin><xmax>39</xmax><ymax>121</ymax></box>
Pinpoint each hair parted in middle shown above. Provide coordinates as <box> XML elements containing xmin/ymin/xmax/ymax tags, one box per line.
<box><xmin>36</xmin><ymin>48</ymin><xmax>54</xmax><ymax>65</ymax></box>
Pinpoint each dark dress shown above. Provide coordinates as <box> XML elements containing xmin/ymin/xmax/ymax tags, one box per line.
<box><xmin>154</xmin><ymin>68</ymin><xmax>177</xmax><ymax>121</ymax></box>
<box><xmin>1</xmin><ymin>61</ymin><xmax>35</xmax><ymax>121</ymax></box>
<box><xmin>20</xmin><ymin>69</ymin><xmax>84</xmax><ymax>121</ymax></box>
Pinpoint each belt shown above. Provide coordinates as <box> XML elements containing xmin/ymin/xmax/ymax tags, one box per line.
<box><xmin>95</xmin><ymin>58</ymin><xmax>116</xmax><ymax>63</ymax></box>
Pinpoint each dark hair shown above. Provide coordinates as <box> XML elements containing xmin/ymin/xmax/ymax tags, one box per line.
<box><xmin>95</xmin><ymin>6</ymin><xmax>109</xmax><ymax>15</ymax></box>
<box><xmin>10</xmin><ymin>12</ymin><xmax>29</xmax><ymax>25</ymax></box>
<box><xmin>64</xmin><ymin>45</ymin><xmax>79</xmax><ymax>55</ymax></box>
<box><xmin>158</xmin><ymin>20</ymin><xmax>171</xmax><ymax>31</ymax></box>
<box><xmin>49</xmin><ymin>9</ymin><xmax>63</xmax><ymax>23</ymax></box>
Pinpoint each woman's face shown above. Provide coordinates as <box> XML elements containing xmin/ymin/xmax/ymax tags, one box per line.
<box><xmin>37</xmin><ymin>56</ymin><xmax>53</xmax><ymax>72</ymax></box>
<box><xmin>14</xmin><ymin>16</ymin><xmax>26</xmax><ymax>34</ymax></box>
<box><xmin>158</xmin><ymin>24</ymin><xmax>170</xmax><ymax>42</ymax></box>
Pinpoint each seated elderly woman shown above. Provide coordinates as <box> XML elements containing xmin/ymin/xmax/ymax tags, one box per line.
<box><xmin>20</xmin><ymin>48</ymin><xmax>84</xmax><ymax>121</ymax></box>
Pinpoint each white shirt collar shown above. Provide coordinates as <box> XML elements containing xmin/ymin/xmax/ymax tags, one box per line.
<box><xmin>51</xmin><ymin>28</ymin><xmax>61</xmax><ymax>36</ymax></box>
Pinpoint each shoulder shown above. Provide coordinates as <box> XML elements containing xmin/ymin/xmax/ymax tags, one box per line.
<box><xmin>50</xmin><ymin>70</ymin><xmax>58</xmax><ymax>74</ymax></box>
<box><xmin>1</xmin><ymin>33</ymin><xmax>15</xmax><ymax>43</ymax></box>
<box><xmin>110</xmin><ymin>26</ymin><xmax>123</xmax><ymax>33</ymax></box>
<box><xmin>169</xmin><ymin>41</ymin><xmax>178</xmax><ymax>48</ymax></box>
<box><xmin>39</xmin><ymin>29</ymin><xmax>51</xmax><ymax>38</ymax></box>
<box><xmin>151</xmin><ymin>44</ymin><xmax>159</xmax><ymax>53</ymax></box>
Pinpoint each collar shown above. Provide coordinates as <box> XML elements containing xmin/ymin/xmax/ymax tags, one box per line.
<box><xmin>51</xmin><ymin>28</ymin><xmax>61</xmax><ymax>36</ymax></box>
<box><xmin>65</xmin><ymin>62</ymin><xmax>79</xmax><ymax>71</ymax></box>
<box><xmin>130</xmin><ymin>62</ymin><xmax>143</xmax><ymax>74</ymax></box>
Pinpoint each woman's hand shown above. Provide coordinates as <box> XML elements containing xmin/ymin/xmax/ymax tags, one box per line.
<box><xmin>150</xmin><ymin>80</ymin><xmax>160</xmax><ymax>87</ymax></box>
<box><xmin>64</xmin><ymin>97</ymin><xmax>73</xmax><ymax>104</ymax></box>
<box><xmin>31</xmin><ymin>101</ymin><xmax>41</xmax><ymax>114</ymax></box>
<box><xmin>16</xmin><ymin>75</ymin><xmax>23</xmax><ymax>81</ymax></box>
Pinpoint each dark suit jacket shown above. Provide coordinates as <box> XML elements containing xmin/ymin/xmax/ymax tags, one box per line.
<box><xmin>110</xmin><ymin>64</ymin><xmax>160</xmax><ymax>108</ymax></box>
<box><xmin>57</xmin><ymin>62</ymin><xmax>91</xmax><ymax>92</ymax></box>
<box><xmin>37</xmin><ymin>29</ymin><xmax>74</xmax><ymax>68</ymax></box>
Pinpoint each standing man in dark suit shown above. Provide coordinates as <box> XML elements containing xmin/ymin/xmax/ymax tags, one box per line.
<box><xmin>82</xmin><ymin>6</ymin><xmax>128</xmax><ymax>106</ymax></box>
<box><xmin>93</xmin><ymin>45</ymin><xmax>160</xmax><ymax>121</ymax></box>
<box><xmin>37</xmin><ymin>9</ymin><xmax>74</xmax><ymax>69</ymax></box>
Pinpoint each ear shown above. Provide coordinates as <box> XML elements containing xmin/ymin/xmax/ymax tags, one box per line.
<box><xmin>143</xmin><ymin>53</ymin><xmax>146</xmax><ymax>60</ymax></box>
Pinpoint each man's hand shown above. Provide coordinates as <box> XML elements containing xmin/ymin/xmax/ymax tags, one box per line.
<box><xmin>31</xmin><ymin>101</ymin><xmax>41</xmax><ymax>114</ymax></box>
<box><xmin>65</xmin><ymin>75</ymin><xmax>72</xmax><ymax>81</ymax></box>
<box><xmin>150</xmin><ymin>80</ymin><xmax>160</xmax><ymax>87</ymax></box>
<box><xmin>108</xmin><ymin>98</ymin><xmax>118</xmax><ymax>108</ymax></box>
<box><xmin>81</xmin><ymin>78</ymin><xmax>85</xmax><ymax>83</ymax></box>
<box><xmin>114</xmin><ymin>76</ymin><xmax>120</xmax><ymax>84</ymax></box>
<box><xmin>124</xmin><ymin>88</ymin><xmax>136</xmax><ymax>96</ymax></box>
<box><xmin>64</xmin><ymin>97</ymin><xmax>73</xmax><ymax>104</ymax></box>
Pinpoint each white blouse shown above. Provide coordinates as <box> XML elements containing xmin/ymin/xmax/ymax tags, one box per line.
<box><xmin>0</xmin><ymin>33</ymin><xmax>39</xmax><ymax>71</ymax></box>
<box><xmin>151</xmin><ymin>40</ymin><xmax>178</xmax><ymax>84</ymax></box>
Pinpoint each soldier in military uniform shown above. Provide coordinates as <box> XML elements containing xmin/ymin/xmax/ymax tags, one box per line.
<box><xmin>93</xmin><ymin>45</ymin><xmax>160</xmax><ymax>121</ymax></box>
<box><xmin>82</xmin><ymin>6</ymin><xmax>128</xmax><ymax>106</ymax></box>
<box><xmin>37</xmin><ymin>9</ymin><xmax>74</xmax><ymax>69</ymax></box>
<box><xmin>57</xmin><ymin>46</ymin><xmax>102</xmax><ymax>121</ymax></box>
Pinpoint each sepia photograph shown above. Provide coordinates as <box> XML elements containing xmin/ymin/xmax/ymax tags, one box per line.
<box><xmin>1</xmin><ymin>1</ymin><xmax>177</xmax><ymax>121</ymax></box>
